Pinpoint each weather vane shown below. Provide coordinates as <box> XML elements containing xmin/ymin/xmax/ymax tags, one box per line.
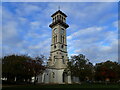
<box><xmin>58</xmin><ymin>5</ymin><xmax>60</xmax><ymax>10</ymax></box>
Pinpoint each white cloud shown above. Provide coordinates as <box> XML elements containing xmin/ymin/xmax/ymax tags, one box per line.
<box><xmin>67</xmin><ymin>26</ymin><xmax>104</xmax><ymax>40</ymax></box>
<box><xmin>61</xmin><ymin>2</ymin><xmax>116</xmax><ymax>25</ymax></box>
<box><xmin>15</xmin><ymin>3</ymin><xmax>41</xmax><ymax>16</ymax></box>
<box><xmin>29</xmin><ymin>38</ymin><xmax>51</xmax><ymax>49</ymax></box>
<box><xmin>30</xmin><ymin>21</ymin><xmax>41</xmax><ymax>29</ymax></box>
<box><xmin>67</xmin><ymin>36</ymin><xmax>72</xmax><ymax>40</ymax></box>
<box><xmin>113</xmin><ymin>20</ymin><xmax>118</xmax><ymax>28</ymax></box>
<box><xmin>2</xmin><ymin>2</ymin><xmax>118</xmax><ymax>64</ymax></box>
<box><xmin>72</xmin><ymin>40</ymin><xmax>118</xmax><ymax>63</ymax></box>
<box><xmin>2</xmin><ymin>6</ymin><xmax>23</xmax><ymax>46</ymax></box>
<box><xmin>67</xmin><ymin>25</ymin><xmax>118</xmax><ymax>63</ymax></box>
<box><xmin>2</xmin><ymin>3</ymin><xmax>53</xmax><ymax>58</ymax></box>
<box><xmin>3</xmin><ymin>21</ymin><xmax>18</xmax><ymax>39</ymax></box>
<box><xmin>27</xmin><ymin>38</ymin><xmax>51</xmax><ymax>57</ymax></box>
<box><xmin>18</xmin><ymin>17</ymin><xmax>28</xmax><ymax>24</ymax></box>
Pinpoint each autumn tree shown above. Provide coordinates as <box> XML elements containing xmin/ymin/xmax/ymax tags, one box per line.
<box><xmin>95</xmin><ymin>61</ymin><xmax>120</xmax><ymax>82</ymax></box>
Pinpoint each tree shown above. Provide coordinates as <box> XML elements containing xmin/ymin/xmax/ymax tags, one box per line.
<box><xmin>2</xmin><ymin>54</ymin><xmax>31</xmax><ymax>83</ymax></box>
<box><xmin>31</xmin><ymin>55</ymin><xmax>46</xmax><ymax>85</ymax></box>
<box><xmin>68</xmin><ymin>54</ymin><xmax>94</xmax><ymax>82</ymax></box>
<box><xmin>95</xmin><ymin>61</ymin><xmax>120</xmax><ymax>82</ymax></box>
<box><xmin>2</xmin><ymin>54</ymin><xmax>45</xmax><ymax>84</ymax></box>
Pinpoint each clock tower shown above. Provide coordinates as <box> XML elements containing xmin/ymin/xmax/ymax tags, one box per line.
<box><xmin>48</xmin><ymin>10</ymin><xmax>69</xmax><ymax>68</ymax></box>
<box><xmin>44</xmin><ymin>10</ymin><xmax>71</xmax><ymax>84</ymax></box>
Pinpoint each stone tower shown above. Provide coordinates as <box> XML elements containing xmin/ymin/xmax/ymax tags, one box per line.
<box><xmin>48</xmin><ymin>10</ymin><xmax>69</xmax><ymax>68</ymax></box>
<box><xmin>43</xmin><ymin>10</ymin><xmax>71</xmax><ymax>84</ymax></box>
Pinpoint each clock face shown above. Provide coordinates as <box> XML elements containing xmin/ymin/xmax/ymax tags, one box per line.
<box><xmin>61</xmin><ymin>28</ymin><xmax>64</xmax><ymax>34</ymax></box>
<box><xmin>54</xmin><ymin>28</ymin><xmax>57</xmax><ymax>34</ymax></box>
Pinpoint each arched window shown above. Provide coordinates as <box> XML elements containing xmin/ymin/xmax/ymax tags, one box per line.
<box><xmin>52</xmin><ymin>72</ymin><xmax>55</xmax><ymax>78</ymax></box>
<box><xmin>64</xmin><ymin>18</ymin><xmax>65</xmax><ymax>22</ymax></box>
<box><xmin>54</xmin><ymin>36</ymin><xmax>55</xmax><ymax>43</ymax></box>
<box><xmin>55</xmin><ymin>17</ymin><xmax>56</xmax><ymax>22</ymax></box>
<box><xmin>53</xmin><ymin>36</ymin><xmax>55</xmax><ymax>44</ymax></box>
<box><xmin>54</xmin><ymin>45</ymin><xmax>56</xmax><ymax>49</ymax></box>
<box><xmin>61</xmin><ymin>45</ymin><xmax>64</xmax><ymax>48</ymax></box>
<box><xmin>54</xmin><ymin>35</ymin><xmax>57</xmax><ymax>43</ymax></box>
<box><xmin>53</xmin><ymin>18</ymin><xmax>54</xmax><ymax>22</ymax></box>
<box><xmin>57</xmin><ymin>15</ymin><xmax>58</xmax><ymax>21</ymax></box>
<box><xmin>61</xmin><ymin>36</ymin><xmax>64</xmax><ymax>43</ymax></box>
<box><xmin>56</xmin><ymin>35</ymin><xmax>57</xmax><ymax>43</ymax></box>
<box><xmin>58</xmin><ymin>15</ymin><xmax>60</xmax><ymax>20</ymax></box>
<box><xmin>63</xmin><ymin>36</ymin><xmax>64</xmax><ymax>43</ymax></box>
<box><xmin>54</xmin><ymin>56</ymin><xmax>55</xmax><ymax>62</ymax></box>
<box><xmin>60</xmin><ymin>15</ymin><xmax>61</xmax><ymax>20</ymax></box>
<box><xmin>61</xmin><ymin>35</ymin><xmax>62</xmax><ymax>43</ymax></box>
<box><xmin>61</xmin><ymin>17</ymin><xmax>63</xmax><ymax>22</ymax></box>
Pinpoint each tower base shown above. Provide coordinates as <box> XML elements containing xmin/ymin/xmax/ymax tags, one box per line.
<box><xmin>38</xmin><ymin>68</ymin><xmax>71</xmax><ymax>84</ymax></box>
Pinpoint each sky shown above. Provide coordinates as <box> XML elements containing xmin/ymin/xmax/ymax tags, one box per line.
<box><xmin>2</xmin><ymin>2</ymin><xmax>118</xmax><ymax>64</ymax></box>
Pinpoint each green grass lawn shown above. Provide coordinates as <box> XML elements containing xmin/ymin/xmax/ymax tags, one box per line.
<box><xmin>2</xmin><ymin>83</ymin><xmax>120</xmax><ymax>89</ymax></box>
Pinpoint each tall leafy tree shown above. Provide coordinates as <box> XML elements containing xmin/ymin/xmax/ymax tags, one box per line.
<box><xmin>31</xmin><ymin>55</ymin><xmax>46</xmax><ymax>84</ymax></box>
<box><xmin>68</xmin><ymin>54</ymin><xmax>94</xmax><ymax>82</ymax></box>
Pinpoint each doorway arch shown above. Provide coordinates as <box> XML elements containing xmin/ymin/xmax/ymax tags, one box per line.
<box><xmin>62</xmin><ymin>71</ymin><xmax>67</xmax><ymax>83</ymax></box>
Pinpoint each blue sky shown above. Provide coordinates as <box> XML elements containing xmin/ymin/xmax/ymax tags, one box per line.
<box><xmin>2</xmin><ymin>2</ymin><xmax>118</xmax><ymax>64</ymax></box>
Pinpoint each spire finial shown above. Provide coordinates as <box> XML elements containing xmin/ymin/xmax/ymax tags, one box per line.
<box><xmin>58</xmin><ymin>5</ymin><xmax>60</xmax><ymax>10</ymax></box>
